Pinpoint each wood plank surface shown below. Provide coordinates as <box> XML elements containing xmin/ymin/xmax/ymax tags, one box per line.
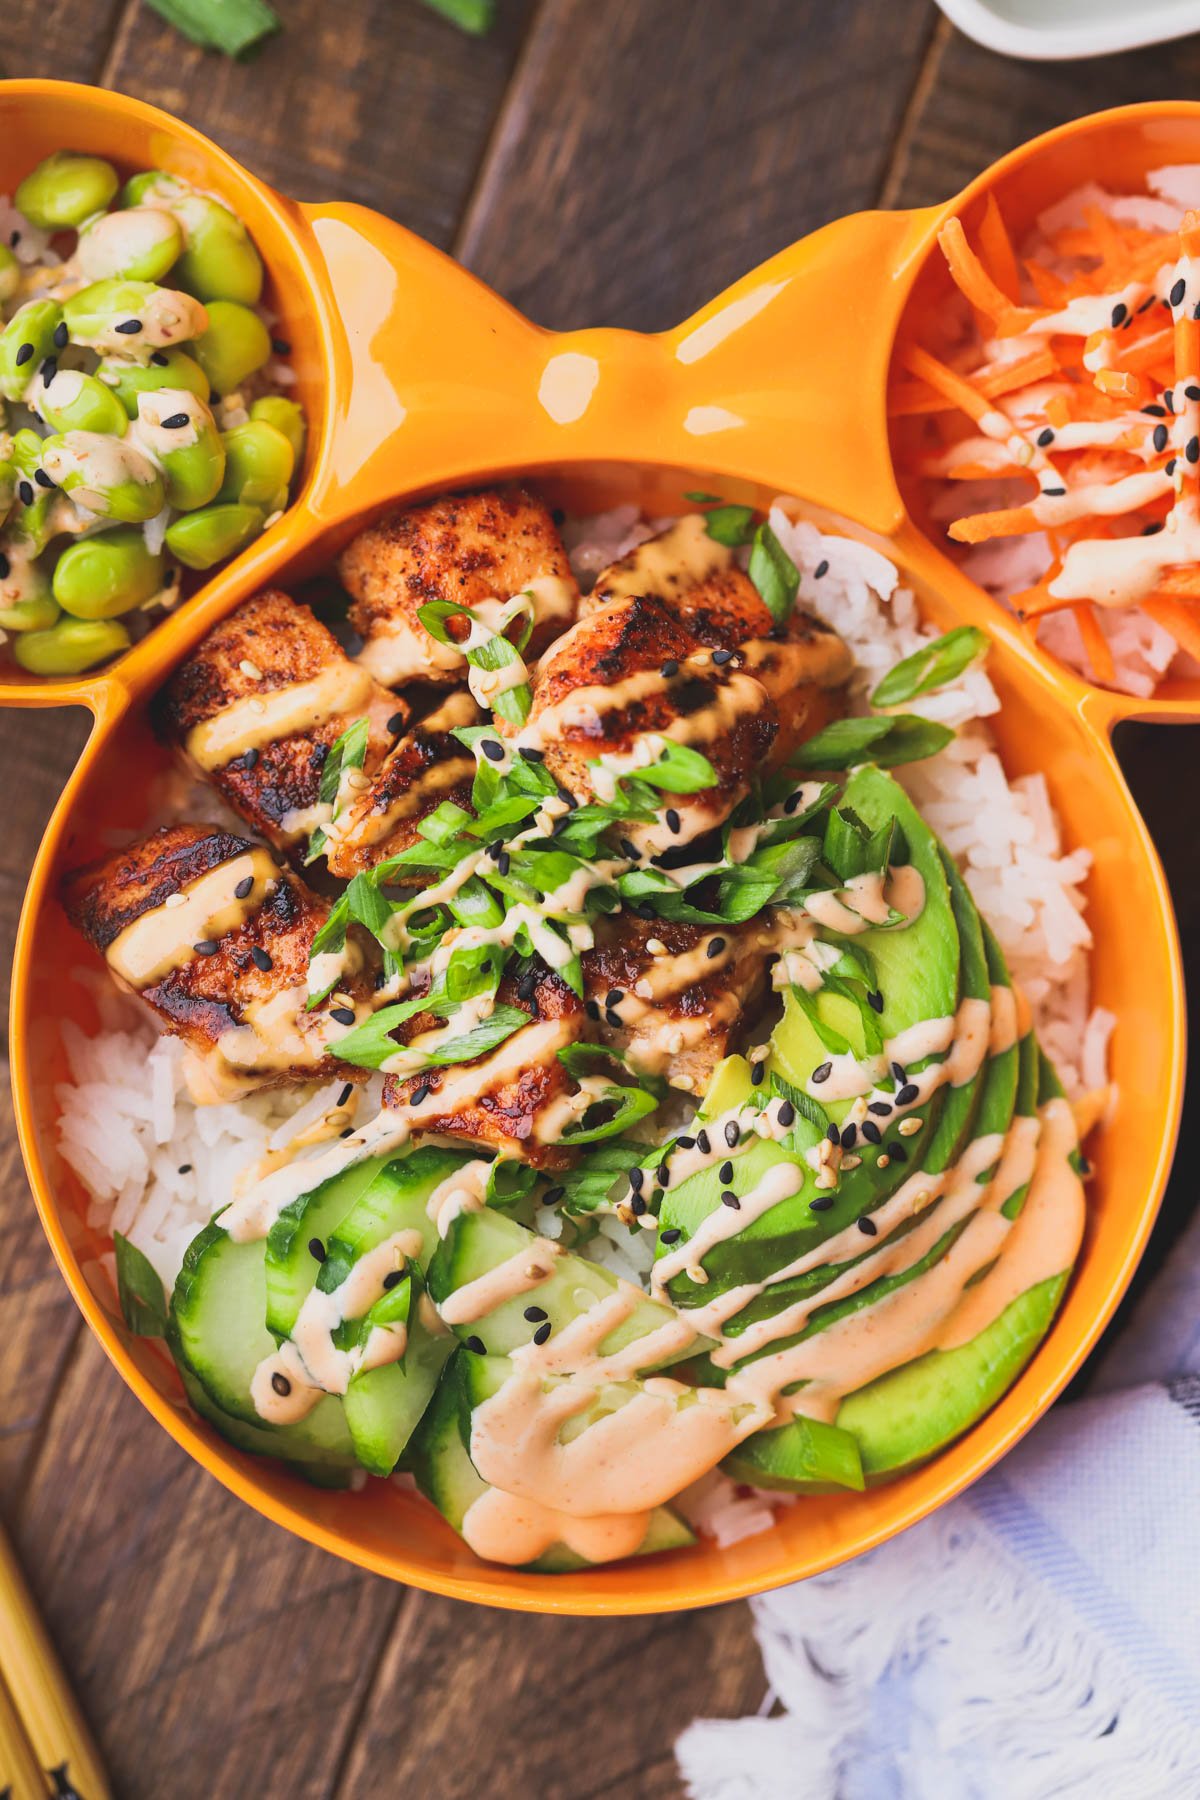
<box><xmin>0</xmin><ymin>7</ymin><xmax>1196</xmax><ymax>1798</ymax></box>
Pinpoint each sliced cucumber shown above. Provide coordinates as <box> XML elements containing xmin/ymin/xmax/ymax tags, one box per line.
<box><xmin>343</xmin><ymin>1269</ymin><xmax>455</xmax><ymax>1476</ymax></box>
<box><xmin>427</xmin><ymin>1206</ymin><xmax>702</xmax><ymax>1370</ymax></box>
<box><xmin>721</xmin><ymin>1412</ymin><xmax>865</xmax><ymax>1493</ymax></box>
<box><xmin>264</xmin><ymin>1154</ymin><xmax>395</xmax><ymax>1340</ymax></box>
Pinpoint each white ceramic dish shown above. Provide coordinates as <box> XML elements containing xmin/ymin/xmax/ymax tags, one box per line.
<box><xmin>936</xmin><ymin>0</ymin><xmax>1200</xmax><ymax>60</ymax></box>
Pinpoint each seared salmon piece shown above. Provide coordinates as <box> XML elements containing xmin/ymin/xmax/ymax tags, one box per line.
<box><xmin>338</xmin><ymin>485</ymin><xmax>580</xmax><ymax>687</ymax></box>
<box><xmin>586</xmin><ymin>514</ymin><xmax>852</xmax><ymax>767</ymax></box>
<box><xmin>62</xmin><ymin>823</ymin><xmax>375</xmax><ymax>1099</ymax></box>
<box><xmin>326</xmin><ymin>689</ymin><xmax>479</xmax><ymax>877</ymax></box>
<box><xmin>583</xmin><ymin>915</ymin><xmax>767</xmax><ymax>1095</ymax></box>
<box><xmin>382</xmin><ymin>962</ymin><xmax>586</xmax><ymax>1169</ymax></box>
<box><xmin>155</xmin><ymin>589</ymin><xmax>401</xmax><ymax>865</ymax></box>
<box><xmin>518</xmin><ymin>593</ymin><xmax>776</xmax><ymax>852</ymax></box>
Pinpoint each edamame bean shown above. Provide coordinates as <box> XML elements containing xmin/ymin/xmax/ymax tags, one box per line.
<box><xmin>9</xmin><ymin>429</ymin><xmax>56</xmax><ymax>551</ymax></box>
<box><xmin>0</xmin><ymin>461</ymin><xmax>16</xmax><ymax>526</ymax></box>
<box><xmin>250</xmin><ymin>395</ymin><xmax>305</xmax><ymax>465</ymax></box>
<box><xmin>134</xmin><ymin>389</ymin><xmax>225</xmax><ymax>510</ymax></box>
<box><xmin>0</xmin><ymin>244</ymin><xmax>19</xmax><ymax>305</ymax></box>
<box><xmin>171</xmin><ymin>194</ymin><xmax>263</xmax><ymax>306</ymax></box>
<box><xmin>39</xmin><ymin>368</ymin><xmax>129</xmax><ymax>438</ymax></box>
<box><xmin>52</xmin><ymin>526</ymin><xmax>166</xmax><ymax>619</ymax></box>
<box><xmin>13</xmin><ymin>615</ymin><xmax>130</xmax><ymax>675</ymax></box>
<box><xmin>77</xmin><ymin>206</ymin><xmax>183</xmax><ymax>284</ymax></box>
<box><xmin>121</xmin><ymin>170</ymin><xmax>186</xmax><ymax>209</ymax></box>
<box><xmin>217</xmin><ymin>418</ymin><xmax>293</xmax><ymax>510</ymax></box>
<box><xmin>191</xmin><ymin>300</ymin><xmax>270</xmax><ymax>395</ymax></box>
<box><xmin>0</xmin><ymin>544</ymin><xmax>58</xmax><ymax>631</ymax></box>
<box><xmin>15</xmin><ymin>152</ymin><xmax>119</xmax><ymax>230</ymax></box>
<box><xmin>0</xmin><ymin>300</ymin><xmax>64</xmax><ymax>401</ymax></box>
<box><xmin>165</xmin><ymin>501</ymin><xmax>264</xmax><ymax>570</ymax></box>
<box><xmin>62</xmin><ymin>279</ymin><xmax>207</xmax><ymax>358</ymax></box>
<box><xmin>42</xmin><ymin>430</ymin><xmax>165</xmax><ymax>524</ymax></box>
<box><xmin>99</xmin><ymin>347</ymin><xmax>210</xmax><ymax>418</ymax></box>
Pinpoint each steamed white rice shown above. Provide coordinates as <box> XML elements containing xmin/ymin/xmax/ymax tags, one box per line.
<box><xmin>54</xmin><ymin>507</ymin><xmax>1110</xmax><ymax>1546</ymax></box>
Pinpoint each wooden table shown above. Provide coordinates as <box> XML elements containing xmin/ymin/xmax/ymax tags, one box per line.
<box><xmin>0</xmin><ymin>6</ymin><xmax>1196</xmax><ymax>1795</ymax></box>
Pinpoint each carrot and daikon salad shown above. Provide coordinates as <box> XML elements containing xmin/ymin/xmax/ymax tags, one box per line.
<box><xmin>893</xmin><ymin>165</ymin><xmax>1200</xmax><ymax>696</ymax></box>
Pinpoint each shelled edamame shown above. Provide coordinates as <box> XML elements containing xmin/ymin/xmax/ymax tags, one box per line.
<box><xmin>0</xmin><ymin>150</ymin><xmax>305</xmax><ymax>676</ymax></box>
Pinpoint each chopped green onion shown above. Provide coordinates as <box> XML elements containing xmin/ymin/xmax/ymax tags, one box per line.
<box><xmin>143</xmin><ymin>0</ymin><xmax>280</xmax><ymax>56</ymax></box>
<box><xmin>420</xmin><ymin>0</ymin><xmax>495</xmax><ymax>31</ymax></box>
<box><xmin>792</xmin><ymin>713</ymin><xmax>953</xmax><ymax>771</ymax></box>
<box><xmin>113</xmin><ymin>1232</ymin><xmax>167</xmax><ymax>1337</ymax></box>
<box><xmin>748</xmin><ymin>522</ymin><xmax>800</xmax><ymax>624</ymax></box>
<box><xmin>870</xmin><ymin>626</ymin><xmax>990</xmax><ymax>708</ymax></box>
<box><xmin>703</xmin><ymin>504</ymin><xmax>756</xmax><ymax>547</ymax></box>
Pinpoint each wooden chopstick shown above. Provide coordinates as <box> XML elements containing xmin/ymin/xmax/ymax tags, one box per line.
<box><xmin>0</xmin><ymin>1521</ymin><xmax>110</xmax><ymax>1799</ymax></box>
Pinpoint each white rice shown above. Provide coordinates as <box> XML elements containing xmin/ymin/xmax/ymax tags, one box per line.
<box><xmin>54</xmin><ymin>506</ymin><xmax>1108</xmax><ymax>1549</ymax></box>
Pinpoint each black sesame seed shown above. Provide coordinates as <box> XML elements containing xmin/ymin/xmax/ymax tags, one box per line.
<box><xmin>524</xmin><ymin>1305</ymin><xmax>547</xmax><ymax>1321</ymax></box>
<box><xmin>660</xmin><ymin>659</ymin><xmax>679</xmax><ymax>678</ymax></box>
<box><xmin>778</xmin><ymin>1100</ymin><xmax>795</xmax><ymax>1128</ymax></box>
<box><xmin>891</xmin><ymin>1062</ymin><xmax>907</xmax><ymax>1084</ymax></box>
<box><xmin>373</xmin><ymin>969</ymin><xmax>388</xmax><ymax>989</ymax></box>
<box><xmin>1143</xmin><ymin>521</ymin><xmax>1165</xmax><ymax>535</ymax></box>
<box><xmin>1036</xmin><ymin>427</ymin><xmax>1055</xmax><ymax>446</ymax></box>
<box><xmin>862</xmin><ymin>1120</ymin><xmax>882</xmax><ymax>1145</ymax></box>
<box><xmin>604</xmin><ymin>1008</ymin><xmax>621</xmax><ymax>1030</ymax></box>
<box><xmin>712</xmin><ymin>647</ymin><xmax>734</xmax><ymax>665</ymax></box>
<box><xmin>676</xmin><ymin>1135</ymin><xmax>695</xmax><ymax>1150</ymax></box>
<box><xmin>814</xmin><ymin>559</ymin><xmax>829</xmax><ymax>579</ymax></box>
<box><xmin>897</xmin><ymin>1082</ymin><xmax>919</xmax><ymax>1105</ymax></box>
<box><xmin>660</xmin><ymin>1227</ymin><xmax>681</xmax><ymax>1244</ymax></box>
<box><xmin>784</xmin><ymin>791</ymin><xmax>803</xmax><ymax>814</ymax></box>
<box><xmin>337</xmin><ymin>1083</ymin><xmax>353</xmax><ymax>1107</ymax></box>
<box><xmin>0</xmin><ymin>552</ymin><xmax>8</xmax><ymax>578</ymax></box>
<box><xmin>193</xmin><ymin>939</ymin><xmax>218</xmax><ymax>957</ymax></box>
<box><xmin>1167</xmin><ymin>458</ymin><xmax>1178</xmax><ymax>477</ymax></box>
<box><xmin>812</xmin><ymin>1061</ymin><xmax>833</xmax><ymax>1084</ymax></box>
<box><xmin>706</xmin><ymin>936</ymin><xmax>727</xmax><ymax>959</ymax></box>
<box><xmin>1172</xmin><ymin>278</ymin><xmax>1187</xmax><ymax>308</ymax></box>
<box><xmin>115</xmin><ymin>317</ymin><xmax>143</xmax><ymax>335</ymax></box>
<box><xmin>1110</xmin><ymin>302</ymin><xmax>1128</xmax><ymax>328</ymax></box>
<box><xmin>867</xmin><ymin>990</ymin><xmax>884</xmax><ymax>1014</ymax></box>
<box><xmin>34</xmin><ymin>467</ymin><xmax>53</xmax><ymax>488</ymax></box>
<box><xmin>696</xmin><ymin>1129</ymin><xmax>711</xmax><ymax>1155</ymax></box>
<box><xmin>40</xmin><ymin>355</ymin><xmax>57</xmax><ymax>387</ymax></box>
<box><xmin>606</xmin><ymin>988</ymin><xmax>625</xmax><ymax>1007</ymax></box>
<box><xmin>724</xmin><ymin>1121</ymin><xmax>740</xmax><ymax>1148</ymax></box>
<box><xmin>1167</xmin><ymin>389</ymin><xmax>1176</xmax><ymax>411</ymax></box>
<box><xmin>271</xmin><ymin>1372</ymin><xmax>292</xmax><ymax>1396</ymax></box>
<box><xmin>161</xmin><ymin>411</ymin><xmax>190</xmax><ymax>430</ymax></box>
<box><xmin>272</xmin><ymin>337</ymin><xmax>291</xmax><ymax>355</ymax></box>
<box><xmin>620</xmin><ymin>837</ymin><xmax>640</xmax><ymax>860</ymax></box>
<box><xmin>150</xmin><ymin>350</ymin><xmax>169</xmax><ymax>366</ymax></box>
<box><xmin>630</xmin><ymin>1194</ymin><xmax>647</xmax><ymax>1216</ymax></box>
<box><xmin>53</xmin><ymin>321</ymin><xmax>68</xmax><ymax>349</ymax></box>
<box><xmin>635</xmin><ymin>901</ymin><xmax>657</xmax><ymax>920</ymax></box>
<box><xmin>383</xmin><ymin>1270</ymin><xmax>404</xmax><ymax>1290</ymax></box>
<box><xmin>868</xmin><ymin>1101</ymin><xmax>892</xmax><ymax>1117</ymax></box>
<box><xmin>841</xmin><ymin>1123</ymin><xmax>857</xmax><ymax>1150</ymax></box>
<box><xmin>496</xmin><ymin>850</ymin><xmax>510</xmax><ymax>876</ymax></box>
<box><xmin>665</xmin><ymin>807</ymin><xmax>681</xmax><ymax>834</ymax></box>
<box><xmin>533</xmin><ymin>1321</ymin><xmax>552</xmax><ymax>1346</ymax></box>
<box><xmin>7</xmin><ymin>231</ymin><xmax>17</xmax><ymax>247</ymax></box>
<box><xmin>177</xmin><ymin>1162</ymin><xmax>192</xmax><ymax>1174</ymax></box>
<box><xmin>17</xmin><ymin>481</ymin><xmax>33</xmax><ymax>506</ymax></box>
<box><xmin>1041</xmin><ymin>485</ymin><xmax>1067</xmax><ymax>497</ymax></box>
<box><xmin>857</xmin><ymin>1216</ymin><xmax>879</xmax><ymax>1237</ymax></box>
<box><xmin>585</xmin><ymin>999</ymin><xmax>601</xmax><ymax>1021</ymax></box>
<box><xmin>519</xmin><ymin>745</ymin><xmax>545</xmax><ymax>763</ymax></box>
<box><xmin>411</xmin><ymin>1081</ymin><xmax>432</xmax><ymax>1105</ymax></box>
<box><xmin>556</xmin><ymin>784</ymin><xmax>577</xmax><ymax>809</ymax></box>
<box><xmin>750</xmin><ymin>1061</ymin><xmax>766</xmax><ymax>1086</ymax></box>
<box><xmin>1154</xmin><ymin>423</ymin><xmax>1169</xmax><ymax>453</ymax></box>
<box><xmin>656</xmin><ymin>1162</ymin><xmax>670</xmax><ymax>1187</ymax></box>
<box><xmin>308</xmin><ymin>1237</ymin><xmax>326</xmax><ymax>1261</ymax></box>
<box><xmin>629</xmin><ymin>1167</ymin><xmax>645</xmax><ymax>1193</ymax></box>
<box><xmin>234</xmin><ymin>874</ymin><xmax>254</xmax><ymax>899</ymax></box>
<box><xmin>481</xmin><ymin>738</ymin><xmax>504</xmax><ymax>762</ymax></box>
<box><xmin>240</xmin><ymin>747</ymin><xmax>260</xmax><ymax>770</ymax></box>
<box><xmin>719</xmin><ymin>1160</ymin><xmax>734</xmax><ymax>1183</ymax></box>
<box><xmin>1138</xmin><ymin>295</ymin><xmax>1156</xmax><ymax>314</ymax></box>
<box><xmin>1143</xmin><ymin>403</ymin><xmax>1167</xmax><ymax>416</ymax></box>
<box><xmin>889</xmin><ymin>1142</ymin><xmax>908</xmax><ymax>1164</ymax></box>
<box><xmin>340</xmin><ymin>1127</ymin><xmax>354</xmax><ymax>1139</ymax></box>
<box><xmin>809</xmin><ymin>1195</ymin><xmax>835</xmax><ymax>1212</ymax></box>
<box><xmin>465</xmin><ymin>1335</ymin><xmax>486</xmax><ymax>1355</ymax></box>
<box><xmin>250</xmin><ymin>945</ymin><xmax>273</xmax><ymax>973</ymax></box>
<box><xmin>330</xmin><ymin>1006</ymin><xmax>356</xmax><ymax>1026</ymax></box>
<box><xmin>14</xmin><ymin>342</ymin><xmax>33</xmax><ymax>366</ymax></box>
<box><xmin>826</xmin><ymin>1122</ymin><xmax>840</xmax><ymax>1145</ymax></box>
<box><xmin>1187</xmin><ymin>437</ymin><xmax>1199</xmax><ymax>465</ymax></box>
<box><xmin>721</xmin><ymin>1190</ymin><xmax>741</xmax><ymax>1209</ymax></box>
<box><xmin>516</xmin><ymin>971</ymin><xmax>537</xmax><ymax>1002</ymax></box>
<box><xmin>543</xmin><ymin>1185</ymin><xmax>565</xmax><ymax>1207</ymax></box>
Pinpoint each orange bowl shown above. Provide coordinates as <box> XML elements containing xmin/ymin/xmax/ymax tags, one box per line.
<box><xmin>5</xmin><ymin>81</ymin><xmax>1193</xmax><ymax>1614</ymax></box>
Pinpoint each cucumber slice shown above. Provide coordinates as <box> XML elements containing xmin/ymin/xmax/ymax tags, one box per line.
<box><xmin>317</xmin><ymin>1145</ymin><xmax>473</xmax><ymax>1296</ymax></box>
<box><xmin>174</xmin><ymin>1357</ymin><xmax>355</xmax><ymax>1487</ymax></box>
<box><xmin>427</xmin><ymin>1207</ymin><xmax>702</xmax><ymax>1370</ymax></box>
<box><xmin>343</xmin><ymin>1270</ymin><xmax>455</xmax><ymax>1476</ymax></box>
<box><xmin>264</xmin><ymin>1154</ymin><xmax>396</xmax><ymax>1341</ymax></box>
<box><xmin>721</xmin><ymin>1412</ymin><xmax>865</xmax><ymax>1493</ymax></box>
<box><xmin>170</xmin><ymin>1222</ymin><xmax>356</xmax><ymax>1465</ymax></box>
<box><xmin>406</xmin><ymin>1352</ymin><xmax>696</xmax><ymax>1571</ymax></box>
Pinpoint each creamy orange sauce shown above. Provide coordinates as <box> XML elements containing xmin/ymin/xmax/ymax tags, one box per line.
<box><xmin>460</xmin><ymin>1488</ymin><xmax>653</xmax><ymax>1566</ymax></box>
<box><xmin>105</xmin><ymin>848</ymin><xmax>279</xmax><ymax>990</ymax></box>
<box><xmin>187</xmin><ymin>661</ymin><xmax>376</xmax><ymax>772</ymax></box>
<box><xmin>588</xmin><ymin>513</ymin><xmax>733</xmax><ymax>608</ymax></box>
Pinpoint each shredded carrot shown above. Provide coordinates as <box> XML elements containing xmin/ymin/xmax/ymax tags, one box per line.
<box><xmin>977</xmin><ymin>193</ymin><xmax>1022</xmax><ymax>303</ymax></box>
<box><xmin>1143</xmin><ymin>594</ymin><xmax>1200</xmax><ymax>660</ymax></box>
<box><xmin>1008</xmin><ymin>579</ymin><xmax>1076</xmax><ymax>620</ymax></box>
<box><xmin>938</xmin><ymin>218</ymin><xmax>1042</xmax><ymax>336</ymax></box>
<box><xmin>1094</xmin><ymin>368</ymin><xmax>1144</xmax><ymax>403</ymax></box>
<box><xmin>1071</xmin><ymin>603</ymin><xmax>1116</xmax><ymax>683</ymax></box>
<box><xmin>948</xmin><ymin>504</ymin><xmax>1044</xmax><ymax>544</ymax></box>
<box><xmin>1157</xmin><ymin>567</ymin><xmax>1200</xmax><ymax>597</ymax></box>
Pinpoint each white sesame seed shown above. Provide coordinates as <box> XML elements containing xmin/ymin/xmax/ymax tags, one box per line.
<box><xmin>239</xmin><ymin>658</ymin><xmax>263</xmax><ymax>680</ymax></box>
<box><xmin>646</xmin><ymin>938</ymin><xmax>667</xmax><ymax>956</ymax></box>
<box><xmin>686</xmin><ymin>1265</ymin><xmax>710</xmax><ymax>1285</ymax></box>
<box><xmin>841</xmin><ymin>1154</ymin><xmax>862</xmax><ymax>1170</ymax></box>
<box><xmin>899</xmin><ymin>1116</ymin><xmax>922</xmax><ymax>1136</ymax></box>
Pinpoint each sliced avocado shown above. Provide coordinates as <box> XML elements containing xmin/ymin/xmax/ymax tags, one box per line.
<box><xmin>427</xmin><ymin>1205</ymin><xmax>703</xmax><ymax>1370</ymax></box>
<box><xmin>836</xmin><ymin>1271</ymin><xmax>1068</xmax><ymax>1477</ymax></box>
<box><xmin>658</xmin><ymin>770</ymin><xmax>963</xmax><ymax>1312</ymax></box>
<box><xmin>721</xmin><ymin>1412</ymin><xmax>865</xmax><ymax>1493</ymax></box>
<box><xmin>406</xmin><ymin>1351</ymin><xmax>696</xmax><ymax>1571</ymax></box>
<box><xmin>169</xmin><ymin>1222</ymin><xmax>356</xmax><ymax>1465</ymax></box>
<box><xmin>343</xmin><ymin>1268</ymin><xmax>455</xmax><ymax>1477</ymax></box>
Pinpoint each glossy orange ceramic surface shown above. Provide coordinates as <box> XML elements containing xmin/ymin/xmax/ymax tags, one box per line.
<box><xmin>6</xmin><ymin>82</ymin><xmax>1194</xmax><ymax>1615</ymax></box>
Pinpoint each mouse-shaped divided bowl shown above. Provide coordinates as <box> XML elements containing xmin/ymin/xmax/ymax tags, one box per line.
<box><xmin>6</xmin><ymin>83</ymin><xmax>1193</xmax><ymax>1615</ymax></box>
